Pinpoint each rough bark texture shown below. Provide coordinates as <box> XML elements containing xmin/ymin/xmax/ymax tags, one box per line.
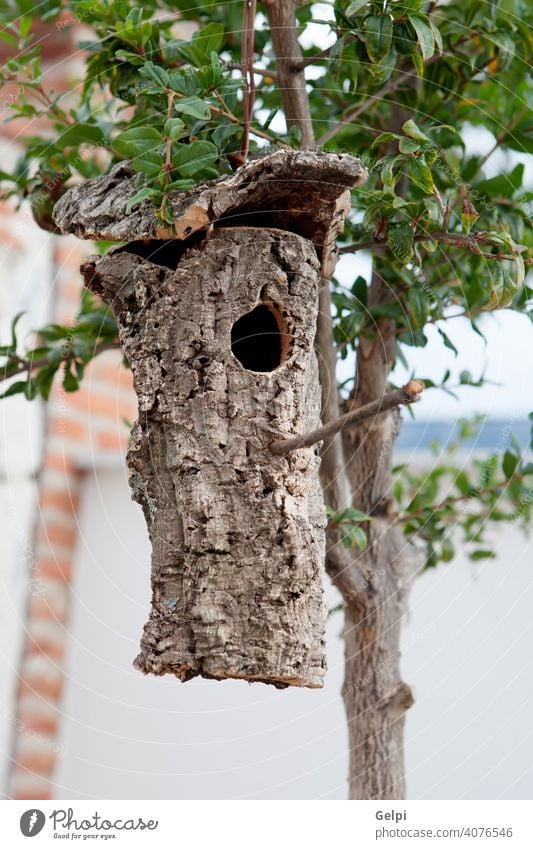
<box><xmin>53</xmin><ymin>150</ymin><xmax>367</xmax><ymax>247</ymax></box>
<box><xmin>82</xmin><ymin>227</ymin><xmax>328</xmax><ymax>688</ymax></box>
<box><xmin>54</xmin><ymin>149</ymin><xmax>367</xmax><ymax>689</ymax></box>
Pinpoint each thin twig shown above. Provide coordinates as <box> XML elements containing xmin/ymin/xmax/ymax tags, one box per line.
<box><xmin>0</xmin><ymin>341</ymin><xmax>120</xmax><ymax>385</ymax></box>
<box><xmin>270</xmin><ymin>380</ymin><xmax>425</xmax><ymax>456</ymax></box>
<box><xmin>339</xmin><ymin>229</ymin><xmax>530</xmax><ymax>262</ymax></box>
<box><xmin>160</xmin><ymin>90</ymin><xmax>175</xmax><ymax>220</ymax></box>
<box><xmin>239</xmin><ymin>0</ymin><xmax>257</xmax><ymax>161</ymax></box>
<box><xmin>225</xmin><ymin>62</ymin><xmax>276</xmax><ymax>80</ymax></box>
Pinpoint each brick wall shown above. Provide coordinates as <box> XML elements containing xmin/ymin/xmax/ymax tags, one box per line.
<box><xmin>7</xmin><ymin>235</ymin><xmax>136</xmax><ymax>799</ymax></box>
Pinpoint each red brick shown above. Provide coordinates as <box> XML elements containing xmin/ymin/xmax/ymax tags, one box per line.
<box><xmin>19</xmin><ymin>673</ymin><xmax>63</xmax><ymax>701</ymax></box>
<box><xmin>97</xmin><ymin>431</ymin><xmax>129</xmax><ymax>452</ymax></box>
<box><xmin>49</xmin><ymin>417</ymin><xmax>87</xmax><ymax>441</ymax></box>
<box><xmin>38</xmin><ymin>522</ymin><xmax>77</xmax><ymax>549</ymax></box>
<box><xmin>39</xmin><ymin>489</ymin><xmax>79</xmax><ymax>513</ymax></box>
<box><xmin>36</xmin><ymin>559</ymin><xmax>72</xmax><ymax>581</ymax></box>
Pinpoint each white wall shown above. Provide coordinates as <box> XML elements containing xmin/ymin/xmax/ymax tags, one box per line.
<box><xmin>53</xmin><ymin>465</ymin><xmax>533</xmax><ymax>800</ymax></box>
<box><xmin>0</xmin><ymin>207</ymin><xmax>53</xmax><ymax>795</ymax></box>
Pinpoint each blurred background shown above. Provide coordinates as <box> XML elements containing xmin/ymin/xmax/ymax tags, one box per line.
<box><xmin>0</xmin><ymin>13</ymin><xmax>532</xmax><ymax>801</ymax></box>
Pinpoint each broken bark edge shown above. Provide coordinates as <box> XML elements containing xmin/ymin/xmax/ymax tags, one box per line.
<box><xmin>133</xmin><ymin>655</ymin><xmax>323</xmax><ymax>690</ymax></box>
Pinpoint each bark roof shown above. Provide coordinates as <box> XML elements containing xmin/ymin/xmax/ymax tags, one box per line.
<box><xmin>53</xmin><ymin>149</ymin><xmax>367</xmax><ymax>253</ymax></box>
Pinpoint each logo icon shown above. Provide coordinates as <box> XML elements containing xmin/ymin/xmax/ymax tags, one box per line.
<box><xmin>20</xmin><ymin>809</ymin><xmax>46</xmax><ymax>837</ymax></box>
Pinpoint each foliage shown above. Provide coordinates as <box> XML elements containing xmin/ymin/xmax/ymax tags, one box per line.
<box><xmin>393</xmin><ymin>416</ymin><xmax>533</xmax><ymax>570</ymax></box>
<box><xmin>0</xmin><ymin>0</ymin><xmax>532</xmax><ymax>562</ymax></box>
<box><xmin>0</xmin><ymin>290</ymin><xmax>119</xmax><ymax>400</ymax></box>
<box><xmin>326</xmin><ymin>505</ymin><xmax>371</xmax><ymax>550</ymax></box>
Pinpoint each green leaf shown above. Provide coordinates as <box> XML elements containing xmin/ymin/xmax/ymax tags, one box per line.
<box><xmin>348</xmin><ymin>526</ymin><xmax>368</xmax><ymax>551</ymax></box>
<box><xmin>342</xmin><ymin>507</ymin><xmax>371</xmax><ymax>523</ymax></box>
<box><xmin>112</xmin><ymin>127</ymin><xmax>163</xmax><ymax>176</ymax></box>
<box><xmin>172</xmin><ymin>140</ymin><xmax>218</xmax><ymax>178</ymax></box>
<box><xmin>112</xmin><ymin>126</ymin><xmax>163</xmax><ymax>159</ymax></box>
<box><xmin>408</xmin><ymin>13</ymin><xmax>435</xmax><ymax>61</ymax></box>
<box><xmin>407</xmin><ymin>286</ymin><xmax>429</xmax><ymax>329</ymax></box>
<box><xmin>373</xmin><ymin>132</ymin><xmax>401</xmax><ymax>146</ymax></box>
<box><xmin>388</xmin><ymin>222</ymin><xmax>414</xmax><ymax>264</ymax></box>
<box><xmin>20</xmin><ymin>16</ymin><xmax>32</xmax><ymax>37</ymax></box>
<box><xmin>437</xmin><ymin>327</ymin><xmax>458</xmax><ymax>356</ymax></box>
<box><xmin>408</xmin><ymin>157</ymin><xmax>434</xmax><ymax>194</ymax></box>
<box><xmin>140</xmin><ymin>61</ymin><xmax>169</xmax><ymax>88</ymax></box>
<box><xmin>0</xmin><ymin>380</ymin><xmax>27</xmax><ymax>399</ymax></box>
<box><xmin>0</xmin><ymin>31</ymin><xmax>17</xmax><ymax>47</ymax></box>
<box><xmin>429</xmin><ymin>18</ymin><xmax>443</xmax><ymax>53</ymax></box>
<box><xmin>164</xmin><ymin>117</ymin><xmax>185</xmax><ymax>141</ymax></box>
<box><xmin>363</xmin><ymin>15</ymin><xmax>393</xmax><ymax>64</ymax></box>
<box><xmin>125</xmin><ymin>187</ymin><xmax>155</xmax><ymax>214</ymax></box>
<box><xmin>399</xmin><ymin>137</ymin><xmax>420</xmax><ymax>154</ymax></box>
<box><xmin>63</xmin><ymin>367</ymin><xmax>79</xmax><ymax>393</ymax></box>
<box><xmin>402</xmin><ymin>119</ymin><xmax>430</xmax><ymax>142</ymax></box>
<box><xmin>475</xmin><ymin>163</ymin><xmax>524</xmax><ymax>199</ymax></box>
<box><xmin>211</xmin><ymin>123</ymin><xmax>240</xmax><ymax>151</ymax></box>
<box><xmin>502</xmin><ymin>450</ymin><xmax>519</xmax><ymax>480</ymax></box>
<box><xmin>174</xmin><ymin>22</ymin><xmax>224</xmax><ymax>68</ymax></box>
<box><xmin>174</xmin><ymin>96</ymin><xmax>211</xmax><ymax>121</ymax></box>
<box><xmin>367</xmin><ymin>44</ymin><xmax>398</xmax><ymax>85</ymax></box>
<box><xmin>166</xmin><ymin>179</ymin><xmax>196</xmax><ymax>191</ymax></box>
<box><xmin>470</xmin><ymin>549</ymin><xmax>496</xmax><ymax>561</ymax></box>
<box><xmin>411</xmin><ymin>49</ymin><xmax>424</xmax><ymax>78</ymax></box>
<box><xmin>440</xmin><ymin>537</ymin><xmax>455</xmax><ymax>562</ymax></box>
<box><xmin>34</xmin><ymin>364</ymin><xmax>57</xmax><ymax>401</ymax></box>
<box><xmin>398</xmin><ymin>0</ymin><xmax>424</xmax><ymax>10</ymax></box>
<box><xmin>10</xmin><ymin>311</ymin><xmax>24</xmax><ymax>352</ymax></box>
<box><xmin>346</xmin><ymin>0</ymin><xmax>370</xmax><ymax>14</ymax></box>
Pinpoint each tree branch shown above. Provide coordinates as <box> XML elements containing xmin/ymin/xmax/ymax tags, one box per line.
<box><xmin>262</xmin><ymin>0</ymin><xmax>315</xmax><ymax>148</ymax></box>
<box><xmin>0</xmin><ymin>341</ymin><xmax>120</xmax><ymax>385</ymax></box>
<box><xmin>339</xmin><ymin>229</ymin><xmax>530</xmax><ymax>262</ymax></box>
<box><xmin>224</xmin><ymin>61</ymin><xmax>277</xmax><ymax>80</ymax></box>
<box><xmin>270</xmin><ymin>380</ymin><xmax>424</xmax><ymax>456</ymax></box>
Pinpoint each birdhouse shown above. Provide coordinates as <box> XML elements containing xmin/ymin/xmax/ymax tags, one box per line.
<box><xmin>54</xmin><ymin>150</ymin><xmax>367</xmax><ymax>688</ymax></box>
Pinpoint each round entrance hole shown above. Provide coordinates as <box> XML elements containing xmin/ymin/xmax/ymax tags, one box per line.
<box><xmin>231</xmin><ymin>303</ymin><xmax>290</xmax><ymax>372</ymax></box>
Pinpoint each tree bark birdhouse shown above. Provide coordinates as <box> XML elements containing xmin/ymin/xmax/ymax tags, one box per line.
<box><xmin>54</xmin><ymin>150</ymin><xmax>367</xmax><ymax>688</ymax></box>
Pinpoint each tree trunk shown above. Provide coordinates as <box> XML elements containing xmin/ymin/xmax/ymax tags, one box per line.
<box><xmin>82</xmin><ymin>226</ymin><xmax>329</xmax><ymax>688</ymax></box>
<box><xmin>341</xmin><ymin>522</ymin><xmax>415</xmax><ymax>798</ymax></box>
<box><xmin>263</xmin><ymin>1</ymin><xmax>315</xmax><ymax>149</ymax></box>
<box><xmin>339</xmin><ymin>272</ymin><xmax>417</xmax><ymax>798</ymax></box>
